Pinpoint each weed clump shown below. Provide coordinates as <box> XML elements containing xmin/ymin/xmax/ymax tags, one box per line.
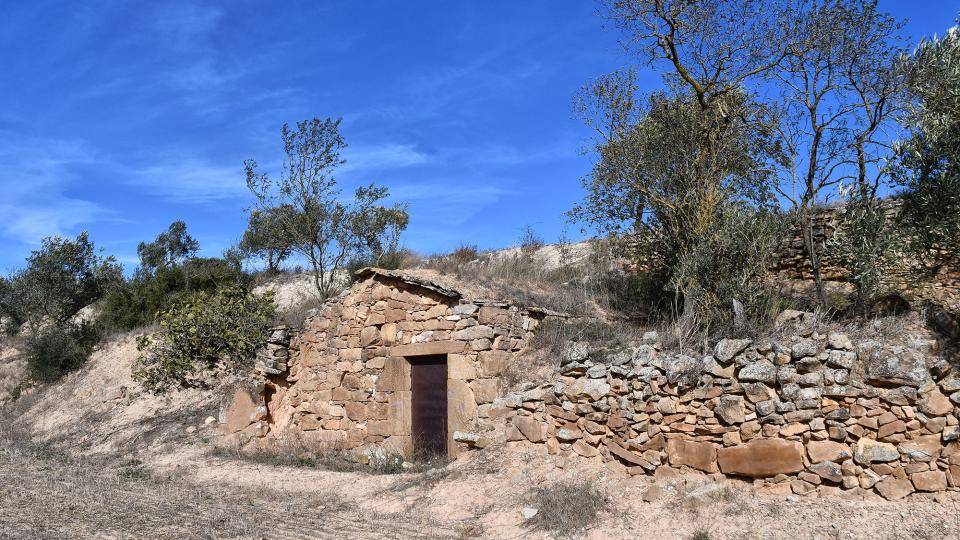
<box><xmin>526</xmin><ymin>478</ymin><xmax>609</xmax><ymax>537</ymax></box>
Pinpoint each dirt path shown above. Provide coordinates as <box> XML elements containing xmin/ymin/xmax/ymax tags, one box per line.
<box><xmin>0</xmin><ymin>444</ymin><xmax>456</xmax><ymax>540</ymax></box>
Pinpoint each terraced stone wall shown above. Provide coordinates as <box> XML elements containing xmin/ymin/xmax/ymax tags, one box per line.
<box><xmin>772</xmin><ymin>201</ymin><xmax>959</xmax><ymax>311</ymax></box>
<box><xmin>500</xmin><ymin>328</ymin><xmax>960</xmax><ymax>500</ymax></box>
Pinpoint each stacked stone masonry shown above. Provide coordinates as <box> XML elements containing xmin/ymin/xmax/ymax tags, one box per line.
<box><xmin>249</xmin><ymin>268</ymin><xmax>557</xmax><ymax>458</ymax></box>
<box><xmin>773</xmin><ymin>200</ymin><xmax>959</xmax><ymax>311</ymax></box>
<box><xmin>502</xmin><ymin>330</ymin><xmax>960</xmax><ymax>500</ymax></box>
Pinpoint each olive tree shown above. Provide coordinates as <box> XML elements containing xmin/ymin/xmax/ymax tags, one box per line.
<box><xmin>137</xmin><ymin>220</ymin><xmax>199</xmax><ymax>272</ymax></box>
<box><xmin>572</xmin><ymin>0</ymin><xmax>792</xmax><ymax>327</ymax></box>
<box><xmin>593</xmin><ymin>0</ymin><xmax>907</xmax><ymax>316</ymax></box>
<box><xmin>894</xmin><ymin>19</ymin><xmax>960</xmax><ymax>267</ymax></box>
<box><xmin>0</xmin><ymin>232</ymin><xmax>122</xmax><ymax>326</ymax></box>
<box><xmin>772</xmin><ymin>1</ymin><xmax>904</xmax><ymax>304</ymax></box>
<box><xmin>245</xmin><ymin>118</ymin><xmax>409</xmax><ymax>298</ymax></box>
<box><xmin>239</xmin><ymin>205</ymin><xmax>295</xmax><ymax>273</ymax></box>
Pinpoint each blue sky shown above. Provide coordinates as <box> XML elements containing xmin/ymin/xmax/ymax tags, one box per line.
<box><xmin>0</xmin><ymin>1</ymin><xmax>957</xmax><ymax>272</ymax></box>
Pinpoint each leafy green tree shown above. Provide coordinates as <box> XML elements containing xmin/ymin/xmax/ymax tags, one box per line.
<box><xmin>239</xmin><ymin>206</ymin><xmax>295</xmax><ymax>273</ymax></box>
<box><xmin>245</xmin><ymin>118</ymin><xmax>410</xmax><ymax>298</ymax></box>
<box><xmin>1</xmin><ymin>232</ymin><xmax>122</xmax><ymax>326</ymax></box>
<box><xmin>137</xmin><ymin>220</ymin><xmax>199</xmax><ymax>272</ymax></box>
<box><xmin>101</xmin><ymin>222</ymin><xmax>247</xmax><ymax>332</ymax></box>
<box><xmin>826</xmin><ymin>193</ymin><xmax>900</xmax><ymax>315</ymax></box>
<box><xmin>894</xmin><ymin>19</ymin><xmax>960</xmax><ymax>267</ymax></box>
<box><xmin>571</xmin><ymin>74</ymin><xmax>783</xmax><ymax>323</ymax></box>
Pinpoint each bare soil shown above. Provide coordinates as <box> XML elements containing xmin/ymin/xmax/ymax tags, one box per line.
<box><xmin>2</xmin><ymin>429</ymin><xmax>959</xmax><ymax>540</ymax></box>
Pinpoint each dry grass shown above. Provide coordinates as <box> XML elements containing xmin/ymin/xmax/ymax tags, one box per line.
<box><xmin>420</xmin><ymin>240</ymin><xmax>624</xmax><ymax>318</ymax></box>
<box><xmin>210</xmin><ymin>432</ymin><xmax>454</xmax><ymax>477</ymax></box>
<box><xmin>525</xmin><ymin>477</ymin><xmax>610</xmax><ymax>537</ymax></box>
<box><xmin>0</xmin><ymin>419</ymin><xmax>456</xmax><ymax>539</ymax></box>
<box><xmin>211</xmin><ymin>432</ymin><xmax>369</xmax><ymax>472</ymax></box>
<box><xmin>272</xmin><ymin>293</ymin><xmax>325</xmax><ymax>329</ymax></box>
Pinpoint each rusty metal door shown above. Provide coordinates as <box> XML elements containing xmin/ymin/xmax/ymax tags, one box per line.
<box><xmin>409</xmin><ymin>355</ymin><xmax>447</xmax><ymax>457</ymax></box>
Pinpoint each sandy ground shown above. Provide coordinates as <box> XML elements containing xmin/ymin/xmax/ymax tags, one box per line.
<box><xmin>3</xmin><ymin>428</ymin><xmax>959</xmax><ymax>540</ymax></box>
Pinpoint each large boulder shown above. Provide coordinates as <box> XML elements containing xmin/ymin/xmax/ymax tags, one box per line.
<box><xmin>863</xmin><ymin>347</ymin><xmax>929</xmax><ymax>388</ymax></box>
<box><xmin>853</xmin><ymin>438</ymin><xmax>900</xmax><ymax>465</ymax></box>
<box><xmin>561</xmin><ymin>342</ymin><xmax>590</xmax><ymax>365</ymax></box>
<box><xmin>714</xmin><ymin>339</ymin><xmax>752</xmax><ymax>363</ymax></box>
<box><xmin>717</xmin><ymin>439</ymin><xmax>804</xmax><ymax>478</ymax></box>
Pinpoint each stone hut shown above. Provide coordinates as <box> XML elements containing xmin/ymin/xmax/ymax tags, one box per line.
<box><xmin>235</xmin><ymin>267</ymin><xmax>562</xmax><ymax>459</ymax></box>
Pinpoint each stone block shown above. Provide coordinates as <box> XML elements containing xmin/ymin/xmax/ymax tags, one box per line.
<box><xmin>384</xmin><ymin>390</ymin><xmax>411</xmax><ymax>436</ymax></box>
<box><xmin>714</xmin><ymin>338</ymin><xmax>752</xmax><ymax>363</ymax></box>
<box><xmin>717</xmin><ymin>439</ymin><xmax>804</xmax><ymax>478</ymax></box>
<box><xmin>360</xmin><ymin>326</ymin><xmax>381</xmax><ymax>347</ymax></box>
<box><xmin>391</xmin><ymin>341</ymin><xmax>466</xmax><ymax>357</ymax></box>
<box><xmin>864</xmin><ymin>348</ymin><xmax>928</xmax><ymax>388</ymax></box>
<box><xmin>478</xmin><ymin>306</ymin><xmax>512</xmax><ymax>327</ymax></box>
<box><xmin>448</xmin><ymin>379</ymin><xmax>477</xmax><ymax>433</ymax></box>
<box><xmin>377</xmin><ymin>357</ymin><xmax>410</xmax><ymax>392</ymax></box>
<box><xmin>806</xmin><ymin>440</ymin><xmax>851</xmax><ymax>463</ymax></box>
<box><xmin>875</xmin><ymin>476</ymin><xmax>914</xmax><ymax>500</ymax></box>
<box><xmin>471</xmin><ymin>378</ymin><xmax>499</xmax><ymax>404</ymax></box>
<box><xmin>513</xmin><ymin>415</ymin><xmax>547</xmax><ymax>443</ymax></box>
<box><xmin>919</xmin><ymin>391</ymin><xmax>953</xmax><ymax>416</ymax></box>
<box><xmin>448</xmin><ymin>354</ymin><xmax>477</xmax><ymax>380</ymax></box>
<box><xmin>666</xmin><ymin>438</ymin><xmax>718</xmax><ymax>473</ymax></box>
<box><xmin>911</xmin><ymin>470</ymin><xmax>947</xmax><ymax>492</ymax></box>
<box><xmin>454</xmin><ymin>325</ymin><xmax>495</xmax><ymax>341</ymax></box>
<box><xmin>478</xmin><ymin>350</ymin><xmax>512</xmax><ymax>377</ymax></box>
<box><xmin>853</xmin><ymin>438</ymin><xmax>900</xmax><ymax>465</ymax></box>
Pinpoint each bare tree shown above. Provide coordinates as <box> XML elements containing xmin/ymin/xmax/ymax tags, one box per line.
<box><xmin>772</xmin><ymin>1</ymin><xmax>904</xmax><ymax>304</ymax></box>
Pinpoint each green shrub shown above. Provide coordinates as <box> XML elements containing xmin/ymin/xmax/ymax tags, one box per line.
<box><xmin>1</xmin><ymin>232</ymin><xmax>122</xmax><ymax>327</ymax></box>
<box><xmin>25</xmin><ymin>323</ymin><xmax>101</xmax><ymax>383</ymax></box>
<box><xmin>100</xmin><ymin>258</ymin><xmax>249</xmax><ymax>332</ymax></box>
<box><xmin>133</xmin><ymin>286</ymin><xmax>274</xmax><ymax>392</ymax></box>
<box><xmin>181</xmin><ymin>257</ymin><xmax>249</xmax><ymax>291</ymax></box>
<box><xmin>100</xmin><ymin>267</ymin><xmax>187</xmax><ymax>331</ymax></box>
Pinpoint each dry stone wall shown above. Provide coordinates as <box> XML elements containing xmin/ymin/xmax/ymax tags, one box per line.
<box><xmin>243</xmin><ymin>268</ymin><xmax>554</xmax><ymax>459</ymax></box>
<box><xmin>773</xmin><ymin>201</ymin><xmax>959</xmax><ymax>311</ymax></box>
<box><xmin>500</xmin><ymin>327</ymin><xmax>960</xmax><ymax>500</ymax></box>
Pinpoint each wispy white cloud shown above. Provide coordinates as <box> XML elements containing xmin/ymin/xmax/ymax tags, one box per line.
<box><xmin>341</xmin><ymin>143</ymin><xmax>432</xmax><ymax>172</ymax></box>
<box><xmin>388</xmin><ymin>181</ymin><xmax>515</xmax><ymax>226</ymax></box>
<box><xmin>121</xmin><ymin>157</ymin><xmax>248</xmax><ymax>204</ymax></box>
<box><xmin>0</xmin><ymin>134</ymin><xmax>109</xmax><ymax>246</ymax></box>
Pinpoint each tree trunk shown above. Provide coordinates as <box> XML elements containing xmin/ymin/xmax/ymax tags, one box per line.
<box><xmin>799</xmin><ymin>211</ymin><xmax>827</xmax><ymax>306</ymax></box>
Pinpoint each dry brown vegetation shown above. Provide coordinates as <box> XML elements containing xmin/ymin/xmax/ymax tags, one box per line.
<box><xmin>525</xmin><ymin>477</ymin><xmax>610</xmax><ymax>537</ymax></box>
<box><xmin>0</xmin><ymin>421</ymin><xmax>457</xmax><ymax>540</ymax></box>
